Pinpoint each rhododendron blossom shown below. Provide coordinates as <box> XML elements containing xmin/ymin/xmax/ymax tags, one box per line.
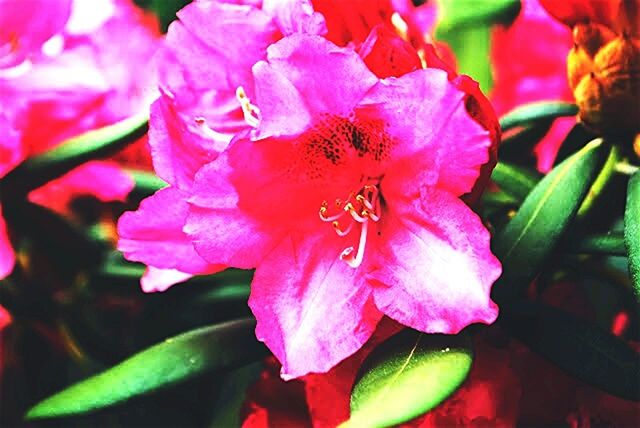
<box><xmin>183</xmin><ymin>34</ymin><xmax>500</xmax><ymax>378</ymax></box>
<box><xmin>118</xmin><ymin>0</ymin><xmax>501</xmax><ymax>378</ymax></box>
<box><xmin>0</xmin><ymin>0</ymin><xmax>159</xmax><ymax>279</ymax></box>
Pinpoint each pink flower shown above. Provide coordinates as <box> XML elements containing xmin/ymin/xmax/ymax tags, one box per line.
<box><xmin>491</xmin><ymin>0</ymin><xmax>575</xmax><ymax>172</ymax></box>
<box><xmin>0</xmin><ymin>0</ymin><xmax>160</xmax><ymax>279</ymax></box>
<box><xmin>183</xmin><ymin>33</ymin><xmax>500</xmax><ymax>378</ymax></box>
<box><xmin>118</xmin><ymin>0</ymin><xmax>500</xmax><ymax>375</ymax></box>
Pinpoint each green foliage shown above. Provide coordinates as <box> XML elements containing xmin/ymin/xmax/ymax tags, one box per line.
<box><xmin>2</xmin><ymin>113</ymin><xmax>148</xmax><ymax>198</ymax></box>
<box><xmin>491</xmin><ymin>162</ymin><xmax>540</xmax><ymax>203</ymax></box>
<box><xmin>26</xmin><ymin>319</ymin><xmax>266</xmax><ymax>419</ymax></box>
<box><xmin>349</xmin><ymin>330</ymin><xmax>473</xmax><ymax>428</ymax></box>
<box><xmin>492</xmin><ymin>139</ymin><xmax>610</xmax><ymax>301</ymax></box>
<box><xmin>435</xmin><ymin>0</ymin><xmax>520</xmax><ymax>93</ymax></box>
<box><xmin>499</xmin><ymin>102</ymin><xmax>578</xmax><ymax>131</ymax></box>
<box><xmin>624</xmin><ymin>172</ymin><xmax>640</xmax><ymax>301</ymax></box>
<box><xmin>501</xmin><ymin>301</ymin><xmax>640</xmax><ymax>400</ymax></box>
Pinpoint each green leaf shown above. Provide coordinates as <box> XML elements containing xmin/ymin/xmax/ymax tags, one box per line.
<box><xmin>577</xmin><ymin>144</ymin><xmax>621</xmax><ymax>218</ymax></box>
<box><xmin>500</xmin><ymin>301</ymin><xmax>640</xmax><ymax>400</ymax></box>
<box><xmin>126</xmin><ymin>169</ymin><xmax>168</xmax><ymax>199</ymax></box>
<box><xmin>436</xmin><ymin>24</ymin><xmax>493</xmax><ymax>93</ymax></box>
<box><xmin>498</xmin><ymin>121</ymin><xmax>552</xmax><ymax>163</ymax></box>
<box><xmin>26</xmin><ymin>318</ymin><xmax>266</xmax><ymax>419</ymax></box>
<box><xmin>499</xmin><ymin>102</ymin><xmax>577</xmax><ymax>132</ymax></box>
<box><xmin>348</xmin><ymin>330</ymin><xmax>473</xmax><ymax>428</ymax></box>
<box><xmin>564</xmin><ymin>232</ymin><xmax>626</xmax><ymax>256</ymax></box>
<box><xmin>491</xmin><ymin>162</ymin><xmax>540</xmax><ymax>203</ymax></box>
<box><xmin>436</xmin><ymin>0</ymin><xmax>520</xmax><ymax>33</ymax></box>
<box><xmin>492</xmin><ymin>139</ymin><xmax>610</xmax><ymax>301</ymax></box>
<box><xmin>209</xmin><ymin>362</ymin><xmax>263</xmax><ymax>428</ymax></box>
<box><xmin>2</xmin><ymin>113</ymin><xmax>148</xmax><ymax>197</ymax></box>
<box><xmin>624</xmin><ymin>171</ymin><xmax>640</xmax><ymax>301</ymax></box>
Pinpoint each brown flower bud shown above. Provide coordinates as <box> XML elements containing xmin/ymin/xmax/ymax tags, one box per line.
<box><xmin>569</xmin><ymin>33</ymin><xmax>640</xmax><ymax>135</ymax></box>
<box><xmin>573</xmin><ymin>23</ymin><xmax>615</xmax><ymax>57</ymax></box>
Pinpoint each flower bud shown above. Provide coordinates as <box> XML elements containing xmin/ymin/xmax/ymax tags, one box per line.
<box><xmin>569</xmin><ymin>31</ymin><xmax>640</xmax><ymax>135</ymax></box>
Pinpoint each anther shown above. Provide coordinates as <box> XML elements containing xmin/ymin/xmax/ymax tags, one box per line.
<box><xmin>236</xmin><ymin>86</ymin><xmax>261</xmax><ymax>127</ymax></box>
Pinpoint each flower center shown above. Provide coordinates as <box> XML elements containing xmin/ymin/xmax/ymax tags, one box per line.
<box><xmin>319</xmin><ymin>183</ymin><xmax>381</xmax><ymax>268</ymax></box>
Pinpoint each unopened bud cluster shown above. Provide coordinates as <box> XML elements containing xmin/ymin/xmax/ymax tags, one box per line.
<box><xmin>568</xmin><ymin>22</ymin><xmax>640</xmax><ymax>135</ymax></box>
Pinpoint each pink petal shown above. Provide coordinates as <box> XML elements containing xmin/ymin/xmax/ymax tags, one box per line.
<box><xmin>28</xmin><ymin>161</ymin><xmax>134</xmax><ymax>214</ymax></box>
<box><xmin>262</xmin><ymin>0</ymin><xmax>327</xmax><ymax>36</ymax></box>
<box><xmin>534</xmin><ymin>117</ymin><xmax>576</xmax><ymax>173</ymax></box>
<box><xmin>249</xmin><ymin>231</ymin><xmax>383</xmax><ymax>379</ymax></box>
<box><xmin>117</xmin><ymin>186</ymin><xmax>222</xmax><ymax>275</ymax></box>
<box><xmin>140</xmin><ymin>266</ymin><xmax>194</xmax><ymax>293</ymax></box>
<box><xmin>357</xmin><ymin>24</ymin><xmax>422</xmax><ymax>78</ymax></box>
<box><xmin>0</xmin><ymin>207</ymin><xmax>14</xmax><ymax>280</ymax></box>
<box><xmin>168</xmin><ymin>0</ymin><xmax>280</xmax><ymax>92</ymax></box>
<box><xmin>0</xmin><ymin>0</ymin><xmax>72</xmax><ymax>67</ymax></box>
<box><xmin>184</xmin><ymin>151</ymin><xmax>287</xmax><ymax>269</ymax></box>
<box><xmin>251</xmin><ymin>60</ymin><xmax>312</xmax><ymax>138</ymax></box>
<box><xmin>262</xmin><ymin>34</ymin><xmax>378</xmax><ymax>118</ymax></box>
<box><xmin>368</xmin><ymin>188</ymin><xmax>500</xmax><ymax>334</ymax></box>
<box><xmin>149</xmin><ymin>95</ymin><xmax>231</xmax><ymax>189</ymax></box>
<box><xmin>357</xmin><ymin>68</ymin><xmax>491</xmax><ymax>199</ymax></box>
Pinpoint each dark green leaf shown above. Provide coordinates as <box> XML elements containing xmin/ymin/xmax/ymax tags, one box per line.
<box><xmin>209</xmin><ymin>362</ymin><xmax>263</xmax><ymax>428</ymax></box>
<box><xmin>564</xmin><ymin>232</ymin><xmax>626</xmax><ymax>256</ymax></box>
<box><xmin>492</xmin><ymin>139</ymin><xmax>610</xmax><ymax>301</ymax></box>
<box><xmin>491</xmin><ymin>162</ymin><xmax>540</xmax><ymax>203</ymax></box>
<box><xmin>349</xmin><ymin>330</ymin><xmax>473</xmax><ymax>428</ymax></box>
<box><xmin>499</xmin><ymin>102</ymin><xmax>577</xmax><ymax>132</ymax></box>
<box><xmin>498</xmin><ymin>120</ymin><xmax>552</xmax><ymax>164</ymax></box>
<box><xmin>151</xmin><ymin>0</ymin><xmax>190</xmax><ymax>32</ymax></box>
<box><xmin>26</xmin><ymin>319</ymin><xmax>266</xmax><ymax>419</ymax></box>
<box><xmin>577</xmin><ymin>144</ymin><xmax>621</xmax><ymax>218</ymax></box>
<box><xmin>436</xmin><ymin>0</ymin><xmax>520</xmax><ymax>33</ymax></box>
<box><xmin>624</xmin><ymin>172</ymin><xmax>640</xmax><ymax>301</ymax></box>
<box><xmin>500</xmin><ymin>301</ymin><xmax>640</xmax><ymax>400</ymax></box>
<box><xmin>554</xmin><ymin>123</ymin><xmax>598</xmax><ymax>164</ymax></box>
<box><xmin>3</xmin><ymin>113</ymin><xmax>148</xmax><ymax>197</ymax></box>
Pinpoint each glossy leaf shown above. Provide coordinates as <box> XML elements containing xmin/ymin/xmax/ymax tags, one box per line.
<box><xmin>499</xmin><ymin>102</ymin><xmax>577</xmax><ymax>132</ymax></box>
<box><xmin>498</xmin><ymin>121</ymin><xmax>552</xmax><ymax>163</ymax></box>
<box><xmin>624</xmin><ymin>172</ymin><xmax>640</xmax><ymax>301</ymax></box>
<box><xmin>501</xmin><ymin>301</ymin><xmax>640</xmax><ymax>400</ymax></box>
<box><xmin>491</xmin><ymin>162</ymin><xmax>540</xmax><ymax>203</ymax></box>
<box><xmin>565</xmin><ymin>232</ymin><xmax>626</xmax><ymax>256</ymax></box>
<box><xmin>349</xmin><ymin>330</ymin><xmax>473</xmax><ymax>428</ymax></box>
<box><xmin>577</xmin><ymin>144</ymin><xmax>621</xmax><ymax>218</ymax></box>
<box><xmin>3</xmin><ymin>113</ymin><xmax>148</xmax><ymax>197</ymax></box>
<box><xmin>26</xmin><ymin>319</ymin><xmax>266</xmax><ymax>419</ymax></box>
<box><xmin>492</xmin><ymin>139</ymin><xmax>610</xmax><ymax>301</ymax></box>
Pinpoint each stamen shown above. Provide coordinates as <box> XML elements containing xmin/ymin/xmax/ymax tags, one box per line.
<box><xmin>340</xmin><ymin>220</ymin><xmax>369</xmax><ymax>268</ymax></box>
<box><xmin>333</xmin><ymin>220</ymin><xmax>353</xmax><ymax>237</ymax></box>
<box><xmin>320</xmin><ymin>202</ymin><xmax>348</xmax><ymax>222</ymax></box>
<box><xmin>391</xmin><ymin>12</ymin><xmax>409</xmax><ymax>41</ymax></box>
<box><xmin>346</xmin><ymin>203</ymin><xmax>368</xmax><ymax>223</ymax></box>
<box><xmin>236</xmin><ymin>86</ymin><xmax>261</xmax><ymax>127</ymax></box>
<box><xmin>318</xmin><ymin>184</ymin><xmax>381</xmax><ymax>268</ymax></box>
